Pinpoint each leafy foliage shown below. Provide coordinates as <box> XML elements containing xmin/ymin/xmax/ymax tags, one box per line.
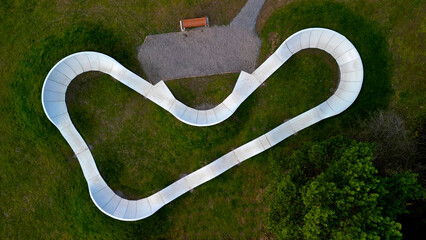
<box><xmin>267</xmin><ymin>136</ymin><xmax>423</xmax><ymax>239</ymax></box>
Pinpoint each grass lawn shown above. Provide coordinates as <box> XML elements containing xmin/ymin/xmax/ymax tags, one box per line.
<box><xmin>1</xmin><ymin>0</ymin><xmax>424</xmax><ymax>239</ymax></box>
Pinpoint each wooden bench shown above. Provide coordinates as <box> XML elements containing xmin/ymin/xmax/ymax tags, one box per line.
<box><xmin>180</xmin><ymin>17</ymin><xmax>209</xmax><ymax>31</ymax></box>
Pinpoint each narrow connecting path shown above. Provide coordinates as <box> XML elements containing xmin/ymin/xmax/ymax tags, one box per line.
<box><xmin>41</xmin><ymin>28</ymin><xmax>363</xmax><ymax>221</ymax></box>
<box><xmin>230</xmin><ymin>0</ymin><xmax>265</xmax><ymax>31</ymax></box>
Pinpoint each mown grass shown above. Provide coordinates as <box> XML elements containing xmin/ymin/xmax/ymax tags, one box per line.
<box><xmin>258</xmin><ymin>0</ymin><xmax>425</xmax><ymax>131</ymax></box>
<box><xmin>0</xmin><ymin>0</ymin><xmax>424</xmax><ymax>239</ymax></box>
<box><xmin>65</xmin><ymin>46</ymin><xmax>337</xmax><ymax>236</ymax></box>
<box><xmin>0</xmin><ymin>1</ymin><xmax>249</xmax><ymax>239</ymax></box>
<box><xmin>260</xmin><ymin>0</ymin><xmax>393</xmax><ymax>119</ymax></box>
<box><xmin>166</xmin><ymin>74</ymin><xmax>238</xmax><ymax>110</ymax></box>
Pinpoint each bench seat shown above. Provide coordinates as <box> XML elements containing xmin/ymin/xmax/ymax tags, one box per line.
<box><xmin>180</xmin><ymin>17</ymin><xmax>209</xmax><ymax>31</ymax></box>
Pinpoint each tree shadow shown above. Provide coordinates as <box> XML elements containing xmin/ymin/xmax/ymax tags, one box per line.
<box><xmin>261</xmin><ymin>0</ymin><xmax>393</xmax><ymax>125</ymax></box>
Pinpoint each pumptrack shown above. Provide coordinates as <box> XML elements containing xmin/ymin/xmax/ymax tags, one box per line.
<box><xmin>41</xmin><ymin>28</ymin><xmax>363</xmax><ymax>221</ymax></box>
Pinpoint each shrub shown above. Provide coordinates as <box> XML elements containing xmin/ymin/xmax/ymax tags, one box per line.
<box><xmin>356</xmin><ymin>110</ymin><xmax>416</xmax><ymax>175</ymax></box>
<box><xmin>266</xmin><ymin>136</ymin><xmax>423</xmax><ymax>240</ymax></box>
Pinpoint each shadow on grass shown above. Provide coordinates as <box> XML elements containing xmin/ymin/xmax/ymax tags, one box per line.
<box><xmin>260</xmin><ymin>0</ymin><xmax>393</xmax><ymax>125</ymax></box>
<box><xmin>7</xmin><ymin>22</ymin><xmax>143</xmax><ymax>142</ymax></box>
<box><xmin>2</xmin><ymin>2</ymin><xmax>394</xmax><ymax>238</ymax></box>
<box><xmin>5</xmin><ymin>22</ymin><xmax>173</xmax><ymax>239</ymax></box>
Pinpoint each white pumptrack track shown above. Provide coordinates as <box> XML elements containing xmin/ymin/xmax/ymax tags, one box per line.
<box><xmin>41</xmin><ymin>28</ymin><xmax>363</xmax><ymax>221</ymax></box>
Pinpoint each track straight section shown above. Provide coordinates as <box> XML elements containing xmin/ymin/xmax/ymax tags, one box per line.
<box><xmin>41</xmin><ymin>28</ymin><xmax>363</xmax><ymax>221</ymax></box>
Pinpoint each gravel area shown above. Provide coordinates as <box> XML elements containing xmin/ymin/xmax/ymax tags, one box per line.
<box><xmin>137</xmin><ymin>0</ymin><xmax>265</xmax><ymax>83</ymax></box>
<box><xmin>230</xmin><ymin>0</ymin><xmax>265</xmax><ymax>32</ymax></box>
<box><xmin>138</xmin><ymin>25</ymin><xmax>261</xmax><ymax>83</ymax></box>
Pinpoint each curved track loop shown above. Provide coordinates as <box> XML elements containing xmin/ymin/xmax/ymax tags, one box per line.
<box><xmin>41</xmin><ymin>28</ymin><xmax>363</xmax><ymax>221</ymax></box>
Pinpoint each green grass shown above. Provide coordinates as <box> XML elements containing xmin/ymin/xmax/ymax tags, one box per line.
<box><xmin>166</xmin><ymin>74</ymin><xmax>238</xmax><ymax>109</ymax></box>
<box><xmin>260</xmin><ymin>0</ymin><xmax>394</xmax><ymax>119</ymax></box>
<box><xmin>0</xmin><ymin>0</ymin><xmax>424</xmax><ymax>239</ymax></box>
<box><xmin>345</xmin><ymin>0</ymin><xmax>426</xmax><ymax>128</ymax></box>
<box><xmin>65</xmin><ymin>49</ymin><xmax>337</xmax><ymax>239</ymax></box>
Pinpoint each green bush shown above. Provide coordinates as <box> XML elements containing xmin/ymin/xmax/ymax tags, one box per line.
<box><xmin>266</xmin><ymin>136</ymin><xmax>423</xmax><ymax>240</ymax></box>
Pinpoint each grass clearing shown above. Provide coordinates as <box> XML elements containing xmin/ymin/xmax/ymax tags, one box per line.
<box><xmin>258</xmin><ymin>0</ymin><xmax>425</xmax><ymax>130</ymax></box>
<box><xmin>166</xmin><ymin>74</ymin><xmax>238</xmax><ymax>109</ymax></box>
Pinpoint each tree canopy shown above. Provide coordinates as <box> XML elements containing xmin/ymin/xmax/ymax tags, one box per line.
<box><xmin>266</xmin><ymin>136</ymin><xmax>423</xmax><ymax>240</ymax></box>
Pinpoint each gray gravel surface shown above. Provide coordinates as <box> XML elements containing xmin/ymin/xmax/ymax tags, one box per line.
<box><xmin>138</xmin><ymin>25</ymin><xmax>261</xmax><ymax>83</ymax></box>
<box><xmin>137</xmin><ymin>0</ymin><xmax>265</xmax><ymax>83</ymax></box>
<box><xmin>230</xmin><ymin>0</ymin><xmax>265</xmax><ymax>32</ymax></box>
